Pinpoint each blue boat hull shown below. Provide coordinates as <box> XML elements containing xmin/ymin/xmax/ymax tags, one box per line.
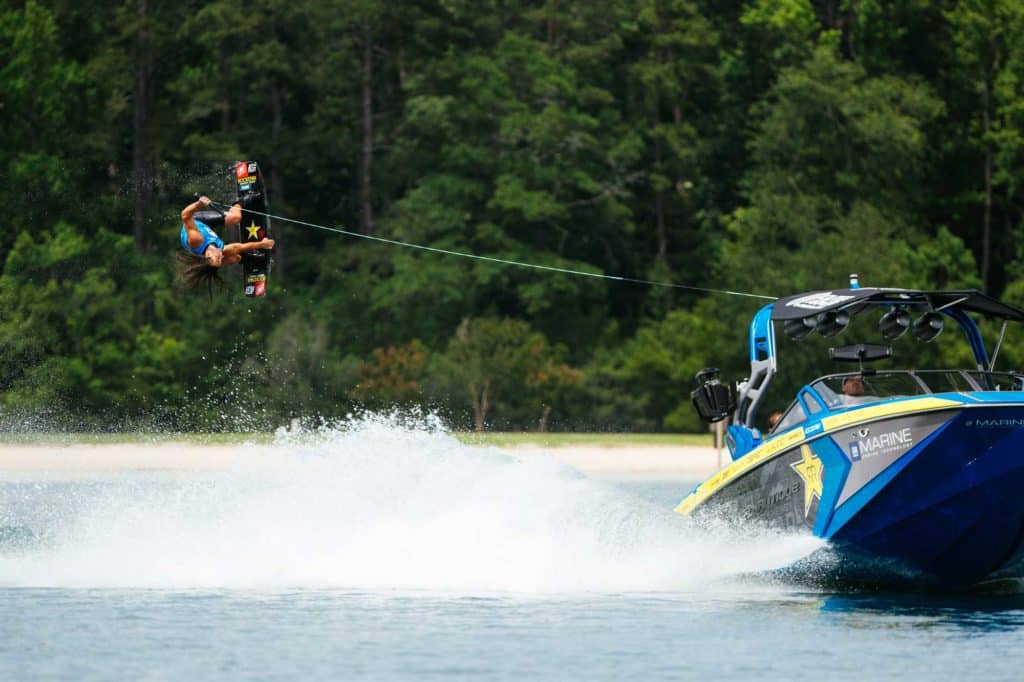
<box><xmin>827</xmin><ymin>408</ymin><xmax>1024</xmax><ymax>586</ymax></box>
<box><xmin>679</xmin><ymin>400</ymin><xmax>1024</xmax><ymax>587</ymax></box>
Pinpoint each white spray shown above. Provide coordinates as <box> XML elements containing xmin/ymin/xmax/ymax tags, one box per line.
<box><xmin>0</xmin><ymin>414</ymin><xmax>820</xmax><ymax>592</ymax></box>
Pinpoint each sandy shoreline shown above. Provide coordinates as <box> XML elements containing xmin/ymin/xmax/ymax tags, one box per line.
<box><xmin>0</xmin><ymin>441</ymin><xmax>724</xmax><ymax>480</ymax></box>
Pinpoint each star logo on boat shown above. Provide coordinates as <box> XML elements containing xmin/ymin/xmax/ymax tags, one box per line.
<box><xmin>790</xmin><ymin>445</ymin><xmax>824</xmax><ymax>517</ymax></box>
<box><xmin>246</xmin><ymin>222</ymin><xmax>260</xmax><ymax>239</ymax></box>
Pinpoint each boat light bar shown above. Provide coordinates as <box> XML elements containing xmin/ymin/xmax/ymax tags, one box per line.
<box><xmin>816</xmin><ymin>311</ymin><xmax>851</xmax><ymax>338</ymax></box>
<box><xmin>880</xmin><ymin>309</ymin><xmax>911</xmax><ymax>340</ymax></box>
<box><xmin>784</xmin><ymin>317</ymin><xmax>817</xmax><ymax>341</ymax></box>
<box><xmin>913</xmin><ymin>312</ymin><xmax>945</xmax><ymax>342</ymax></box>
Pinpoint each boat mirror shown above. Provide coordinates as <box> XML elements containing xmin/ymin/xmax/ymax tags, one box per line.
<box><xmin>912</xmin><ymin>312</ymin><xmax>945</xmax><ymax>342</ymax></box>
<box><xmin>691</xmin><ymin>368</ymin><xmax>736</xmax><ymax>424</ymax></box>
<box><xmin>816</xmin><ymin>311</ymin><xmax>850</xmax><ymax>338</ymax></box>
<box><xmin>879</xmin><ymin>309</ymin><xmax>911</xmax><ymax>340</ymax></box>
<box><xmin>784</xmin><ymin>317</ymin><xmax>817</xmax><ymax>341</ymax></box>
<box><xmin>828</xmin><ymin>344</ymin><xmax>893</xmax><ymax>363</ymax></box>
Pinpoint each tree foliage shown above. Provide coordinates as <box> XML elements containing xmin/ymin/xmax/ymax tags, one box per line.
<box><xmin>4</xmin><ymin>1</ymin><xmax>1024</xmax><ymax>431</ymax></box>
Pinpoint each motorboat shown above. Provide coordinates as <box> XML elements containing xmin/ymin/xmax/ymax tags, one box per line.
<box><xmin>679</xmin><ymin>279</ymin><xmax>1024</xmax><ymax>587</ymax></box>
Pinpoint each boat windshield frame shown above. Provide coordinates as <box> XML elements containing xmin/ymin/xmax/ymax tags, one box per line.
<box><xmin>767</xmin><ymin>369</ymin><xmax>1024</xmax><ymax>435</ymax></box>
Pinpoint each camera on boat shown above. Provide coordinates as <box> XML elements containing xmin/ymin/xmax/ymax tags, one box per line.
<box><xmin>691</xmin><ymin>367</ymin><xmax>736</xmax><ymax>423</ymax></box>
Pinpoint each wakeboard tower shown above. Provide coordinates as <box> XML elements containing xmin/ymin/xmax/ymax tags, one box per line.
<box><xmin>234</xmin><ymin>160</ymin><xmax>273</xmax><ymax>297</ymax></box>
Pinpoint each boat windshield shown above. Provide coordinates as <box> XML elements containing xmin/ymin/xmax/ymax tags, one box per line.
<box><xmin>768</xmin><ymin>370</ymin><xmax>1024</xmax><ymax>434</ymax></box>
<box><xmin>812</xmin><ymin>373</ymin><xmax>926</xmax><ymax>410</ymax></box>
<box><xmin>812</xmin><ymin>370</ymin><xmax>1024</xmax><ymax>410</ymax></box>
<box><xmin>964</xmin><ymin>371</ymin><xmax>1024</xmax><ymax>391</ymax></box>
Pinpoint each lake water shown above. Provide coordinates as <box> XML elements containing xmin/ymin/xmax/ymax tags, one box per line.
<box><xmin>2</xmin><ymin>419</ymin><xmax>1024</xmax><ymax>680</ymax></box>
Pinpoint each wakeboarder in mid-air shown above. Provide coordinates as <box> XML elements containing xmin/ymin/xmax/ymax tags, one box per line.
<box><xmin>178</xmin><ymin>194</ymin><xmax>274</xmax><ymax>291</ymax></box>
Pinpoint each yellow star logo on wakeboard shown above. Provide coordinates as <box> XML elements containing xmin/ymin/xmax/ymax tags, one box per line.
<box><xmin>246</xmin><ymin>222</ymin><xmax>260</xmax><ymax>239</ymax></box>
<box><xmin>790</xmin><ymin>445</ymin><xmax>824</xmax><ymax>517</ymax></box>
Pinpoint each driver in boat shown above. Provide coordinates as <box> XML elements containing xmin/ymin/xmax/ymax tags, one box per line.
<box><xmin>841</xmin><ymin>375</ymin><xmax>872</xmax><ymax>405</ymax></box>
<box><xmin>178</xmin><ymin>195</ymin><xmax>274</xmax><ymax>293</ymax></box>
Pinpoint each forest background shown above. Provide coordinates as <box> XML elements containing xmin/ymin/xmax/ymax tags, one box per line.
<box><xmin>4</xmin><ymin>0</ymin><xmax>1024</xmax><ymax>433</ymax></box>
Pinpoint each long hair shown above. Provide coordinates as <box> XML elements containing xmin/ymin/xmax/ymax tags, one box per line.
<box><xmin>177</xmin><ymin>251</ymin><xmax>226</xmax><ymax>298</ymax></box>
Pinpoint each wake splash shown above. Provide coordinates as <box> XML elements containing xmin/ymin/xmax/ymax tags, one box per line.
<box><xmin>0</xmin><ymin>415</ymin><xmax>821</xmax><ymax>592</ymax></box>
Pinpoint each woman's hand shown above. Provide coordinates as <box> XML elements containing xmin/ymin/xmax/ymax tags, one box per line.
<box><xmin>260</xmin><ymin>238</ymin><xmax>275</xmax><ymax>249</ymax></box>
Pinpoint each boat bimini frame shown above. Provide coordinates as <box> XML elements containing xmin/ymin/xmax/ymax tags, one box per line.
<box><xmin>692</xmin><ymin>279</ymin><xmax>1024</xmax><ymax>459</ymax></box>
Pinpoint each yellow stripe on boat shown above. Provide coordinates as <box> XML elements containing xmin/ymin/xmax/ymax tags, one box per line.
<box><xmin>819</xmin><ymin>396</ymin><xmax>961</xmax><ymax>431</ymax></box>
<box><xmin>675</xmin><ymin>427</ymin><xmax>806</xmax><ymax>515</ymax></box>
<box><xmin>674</xmin><ymin>396</ymin><xmax>963</xmax><ymax>516</ymax></box>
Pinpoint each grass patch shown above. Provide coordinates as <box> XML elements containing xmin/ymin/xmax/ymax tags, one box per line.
<box><xmin>0</xmin><ymin>428</ymin><xmax>712</xmax><ymax>448</ymax></box>
<box><xmin>0</xmin><ymin>431</ymin><xmax>714</xmax><ymax>448</ymax></box>
<box><xmin>0</xmin><ymin>432</ymin><xmax>273</xmax><ymax>446</ymax></box>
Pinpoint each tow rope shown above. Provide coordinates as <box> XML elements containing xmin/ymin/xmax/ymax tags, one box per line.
<box><xmin>212</xmin><ymin>200</ymin><xmax>777</xmax><ymax>301</ymax></box>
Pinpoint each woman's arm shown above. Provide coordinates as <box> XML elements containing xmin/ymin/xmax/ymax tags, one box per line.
<box><xmin>222</xmin><ymin>238</ymin><xmax>275</xmax><ymax>264</ymax></box>
<box><xmin>181</xmin><ymin>195</ymin><xmax>211</xmax><ymax>222</ymax></box>
<box><xmin>181</xmin><ymin>196</ymin><xmax>212</xmax><ymax>248</ymax></box>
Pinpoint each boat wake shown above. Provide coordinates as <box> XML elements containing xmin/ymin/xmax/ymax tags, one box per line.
<box><xmin>0</xmin><ymin>415</ymin><xmax>821</xmax><ymax>592</ymax></box>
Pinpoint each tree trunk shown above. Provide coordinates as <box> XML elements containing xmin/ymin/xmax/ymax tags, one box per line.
<box><xmin>538</xmin><ymin>405</ymin><xmax>551</xmax><ymax>433</ymax></box>
<box><xmin>360</xmin><ymin>20</ymin><xmax>375</xmax><ymax>235</ymax></box>
<box><xmin>655</xmin><ymin>189</ymin><xmax>668</xmax><ymax>268</ymax></box>
<box><xmin>813</xmin><ymin>0</ymin><xmax>858</xmax><ymax>58</ymax></box>
<box><xmin>219</xmin><ymin>47</ymin><xmax>231</xmax><ymax>132</ymax></box>
<box><xmin>473</xmin><ymin>383</ymin><xmax>490</xmax><ymax>432</ymax></box>
<box><xmin>270</xmin><ymin>76</ymin><xmax>286</xmax><ymax>281</ymax></box>
<box><xmin>983</xmin><ymin>78</ymin><xmax>993</xmax><ymax>293</ymax></box>
<box><xmin>654</xmin><ymin>103</ymin><xmax>668</xmax><ymax>269</ymax></box>
<box><xmin>131</xmin><ymin>0</ymin><xmax>151</xmax><ymax>249</ymax></box>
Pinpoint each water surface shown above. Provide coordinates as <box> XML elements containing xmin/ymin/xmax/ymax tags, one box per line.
<box><xmin>2</xmin><ymin>421</ymin><xmax>1022</xmax><ymax>679</ymax></box>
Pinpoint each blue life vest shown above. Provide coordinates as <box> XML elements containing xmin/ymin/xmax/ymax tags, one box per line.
<box><xmin>180</xmin><ymin>220</ymin><xmax>224</xmax><ymax>256</ymax></box>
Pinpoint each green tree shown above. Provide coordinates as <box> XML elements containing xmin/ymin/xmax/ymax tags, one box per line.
<box><xmin>626</xmin><ymin>0</ymin><xmax>720</xmax><ymax>312</ymax></box>
<box><xmin>254</xmin><ymin>311</ymin><xmax>357</xmax><ymax>418</ymax></box>
<box><xmin>0</xmin><ymin>2</ymin><xmax>103</xmax><ymax>249</ymax></box>
<box><xmin>724</xmin><ymin>41</ymin><xmax>946</xmax><ymax>294</ymax></box>
<box><xmin>351</xmin><ymin>340</ymin><xmax>430</xmax><ymax>408</ymax></box>
<box><xmin>432</xmin><ymin>317</ymin><xmax>572</xmax><ymax>431</ymax></box>
<box><xmin>0</xmin><ymin>224</ymin><xmax>187</xmax><ymax>419</ymax></box>
<box><xmin>945</xmin><ymin>0</ymin><xmax>1024</xmax><ymax>292</ymax></box>
<box><xmin>373</xmin><ymin>3</ymin><xmax>640</xmax><ymax>355</ymax></box>
<box><xmin>584</xmin><ymin>306</ymin><xmax>729</xmax><ymax>431</ymax></box>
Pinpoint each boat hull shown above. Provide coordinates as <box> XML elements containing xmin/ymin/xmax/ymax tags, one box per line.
<box><xmin>829</xmin><ymin>406</ymin><xmax>1024</xmax><ymax>586</ymax></box>
<box><xmin>679</xmin><ymin>397</ymin><xmax>1024</xmax><ymax>587</ymax></box>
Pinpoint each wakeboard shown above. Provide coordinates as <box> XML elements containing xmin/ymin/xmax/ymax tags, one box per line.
<box><xmin>234</xmin><ymin>160</ymin><xmax>273</xmax><ymax>297</ymax></box>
